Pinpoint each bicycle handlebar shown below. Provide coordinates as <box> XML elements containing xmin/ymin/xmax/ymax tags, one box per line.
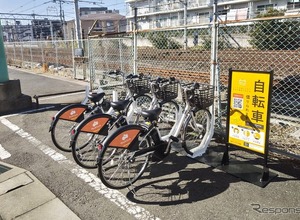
<box><xmin>181</xmin><ymin>82</ymin><xmax>201</xmax><ymax>105</ymax></box>
<box><xmin>149</xmin><ymin>77</ymin><xmax>178</xmax><ymax>94</ymax></box>
<box><xmin>106</xmin><ymin>70</ymin><xmax>124</xmax><ymax>76</ymax></box>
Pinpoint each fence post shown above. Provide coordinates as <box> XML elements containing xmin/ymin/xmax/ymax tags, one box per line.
<box><xmin>20</xmin><ymin>42</ymin><xmax>24</xmax><ymax>68</ymax></box>
<box><xmin>30</xmin><ymin>40</ymin><xmax>33</xmax><ymax>70</ymax></box>
<box><xmin>210</xmin><ymin>0</ymin><xmax>218</xmax><ymax>131</ymax></box>
<box><xmin>133</xmin><ymin>7</ymin><xmax>138</xmax><ymax>75</ymax></box>
<box><xmin>104</xmin><ymin>39</ymin><xmax>109</xmax><ymax>71</ymax></box>
<box><xmin>87</xmin><ymin>38</ymin><xmax>94</xmax><ymax>89</ymax></box>
<box><xmin>55</xmin><ymin>40</ymin><xmax>59</xmax><ymax>70</ymax></box>
<box><xmin>41</xmin><ymin>41</ymin><xmax>44</xmax><ymax>64</ymax></box>
<box><xmin>183</xmin><ymin>0</ymin><xmax>188</xmax><ymax>50</ymax></box>
<box><xmin>13</xmin><ymin>42</ymin><xmax>16</xmax><ymax>66</ymax></box>
<box><xmin>72</xmin><ymin>39</ymin><xmax>76</xmax><ymax>78</ymax></box>
<box><xmin>119</xmin><ymin>39</ymin><xmax>124</xmax><ymax>71</ymax></box>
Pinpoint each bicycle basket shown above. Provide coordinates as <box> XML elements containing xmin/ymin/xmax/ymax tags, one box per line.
<box><xmin>126</xmin><ymin>77</ymin><xmax>150</xmax><ymax>95</ymax></box>
<box><xmin>185</xmin><ymin>84</ymin><xmax>214</xmax><ymax>109</ymax></box>
<box><xmin>154</xmin><ymin>81</ymin><xmax>179</xmax><ymax>101</ymax></box>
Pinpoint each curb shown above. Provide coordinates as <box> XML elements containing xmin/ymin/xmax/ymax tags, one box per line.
<box><xmin>0</xmin><ymin>161</ymin><xmax>80</xmax><ymax>220</ymax></box>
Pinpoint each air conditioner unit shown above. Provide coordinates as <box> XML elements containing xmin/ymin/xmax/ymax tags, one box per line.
<box><xmin>224</xmin><ymin>5</ymin><xmax>231</xmax><ymax>10</ymax></box>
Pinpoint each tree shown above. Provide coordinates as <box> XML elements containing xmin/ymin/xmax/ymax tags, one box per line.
<box><xmin>148</xmin><ymin>32</ymin><xmax>182</xmax><ymax>49</ymax></box>
<box><xmin>249</xmin><ymin>9</ymin><xmax>300</xmax><ymax>50</ymax></box>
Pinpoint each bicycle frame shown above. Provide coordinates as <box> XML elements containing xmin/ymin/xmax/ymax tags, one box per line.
<box><xmin>146</xmin><ymin>80</ymin><xmax>183</xmax><ymax>140</ymax></box>
<box><xmin>161</xmin><ymin>86</ymin><xmax>215</xmax><ymax>158</ymax></box>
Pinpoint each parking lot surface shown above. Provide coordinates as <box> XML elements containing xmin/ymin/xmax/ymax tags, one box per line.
<box><xmin>0</xmin><ymin>68</ymin><xmax>300</xmax><ymax>220</ymax></box>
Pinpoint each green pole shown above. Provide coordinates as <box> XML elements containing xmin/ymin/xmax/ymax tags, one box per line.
<box><xmin>0</xmin><ymin>20</ymin><xmax>9</xmax><ymax>83</ymax></box>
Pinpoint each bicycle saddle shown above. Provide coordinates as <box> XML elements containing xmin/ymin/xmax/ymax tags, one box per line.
<box><xmin>88</xmin><ymin>92</ymin><xmax>105</xmax><ymax>103</ymax></box>
<box><xmin>141</xmin><ymin>108</ymin><xmax>162</xmax><ymax>122</ymax></box>
<box><xmin>110</xmin><ymin>99</ymin><xmax>131</xmax><ymax>111</ymax></box>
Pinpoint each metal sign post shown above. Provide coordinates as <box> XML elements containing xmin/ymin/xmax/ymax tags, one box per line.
<box><xmin>221</xmin><ymin>69</ymin><xmax>277</xmax><ymax>187</ymax></box>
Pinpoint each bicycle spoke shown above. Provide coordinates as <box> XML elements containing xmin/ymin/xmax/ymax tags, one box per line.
<box><xmin>98</xmin><ymin>133</ymin><xmax>150</xmax><ymax>189</ymax></box>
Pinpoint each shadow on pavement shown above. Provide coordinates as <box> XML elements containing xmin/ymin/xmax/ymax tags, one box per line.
<box><xmin>126</xmin><ymin>144</ymin><xmax>300</xmax><ymax>206</ymax></box>
<box><xmin>0</xmin><ymin>103</ymin><xmax>72</xmax><ymax>117</ymax></box>
<box><xmin>126</xmin><ymin>152</ymin><xmax>238</xmax><ymax>206</ymax></box>
<box><xmin>200</xmin><ymin>144</ymin><xmax>300</xmax><ymax>183</ymax></box>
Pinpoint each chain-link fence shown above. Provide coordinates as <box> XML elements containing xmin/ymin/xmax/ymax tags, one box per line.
<box><xmin>136</xmin><ymin>26</ymin><xmax>212</xmax><ymax>83</ymax></box>
<box><xmin>88</xmin><ymin>37</ymin><xmax>134</xmax><ymax>89</ymax></box>
<box><xmin>4</xmin><ymin>40</ymin><xmax>75</xmax><ymax>78</ymax></box>
<box><xmin>4</xmin><ymin>15</ymin><xmax>300</xmax><ymax>158</ymax></box>
<box><xmin>218</xmin><ymin>17</ymin><xmax>300</xmax><ymax>157</ymax></box>
<box><xmin>134</xmin><ymin>16</ymin><xmax>300</xmax><ymax>157</ymax></box>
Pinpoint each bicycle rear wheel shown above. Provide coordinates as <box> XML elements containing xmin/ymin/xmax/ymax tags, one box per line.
<box><xmin>98</xmin><ymin>125</ymin><xmax>151</xmax><ymax>189</ymax></box>
<box><xmin>51</xmin><ymin>120</ymin><xmax>78</xmax><ymax>152</ymax></box>
<box><xmin>72</xmin><ymin>133</ymin><xmax>104</xmax><ymax>169</ymax></box>
<box><xmin>71</xmin><ymin>114</ymin><xmax>116</xmax><ymax>169</ymax></box>
<box><xmin>50</xmin><ymin>104</ymin><xmax>88</xmax><ymax>152</ymax></box>
<box><xmin>182</xmin><ymin>109</ymin><xmax>212</xmax><ymax>152</ymax></box>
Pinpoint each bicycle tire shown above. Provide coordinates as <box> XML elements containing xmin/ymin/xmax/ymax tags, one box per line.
<box><xmin>157</xmin><ymin>100</ymin><xmax>180</xmax><ymax>137</ymax></box>
<box><xmin>126</xmin><ymin>94</ymin><xmax>152</xmax><ymax>124</ymax></box>
<box><xmin>98</xmin><ymin>124</ymin><xmax>151</xmax><ymax>189</ymax></box>
<box><xmin>70</xmin><ymin>113</ymin><xmax>117</xmax><ymax>169</ymax></box>
<box><xmin>182</xmin><ymin>109</ymin><xmax>212</xmax><ymax>152</ymax></box>
<box><xmin>50</xmin><ymin>104</ymin><xmax>89</xmax><ymax>152</ymax></box>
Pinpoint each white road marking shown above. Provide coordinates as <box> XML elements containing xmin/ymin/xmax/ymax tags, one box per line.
<box><xmin>38</xmin><ymin>91</ymin><xmax>86</xmax><ymax>101</ymax></box>
<box><xmin>0</xmin><ymin>118</ymin><xmax>159</xmax><ymax>220</ymax></box>
<box><xmin>0</xmin><ymin>144</ymin><xmax>11</xmax><ymax>159</ymax></box>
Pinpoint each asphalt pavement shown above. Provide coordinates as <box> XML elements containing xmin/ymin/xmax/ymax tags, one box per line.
<box><xmin>0</xmin><ymin>67</ymin><xmax>300</xmax><ymax>220</ymax></box>
<box><xmin>1</xmin><ymin>68</ymin><xmax>87</xmax><ymax>220</ymax></box>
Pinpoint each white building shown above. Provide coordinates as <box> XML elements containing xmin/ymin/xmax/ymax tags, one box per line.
<box><xmin>125</xmin><ymin>0</ymin><xmax>300</xmax><ymax>31</ymax></box>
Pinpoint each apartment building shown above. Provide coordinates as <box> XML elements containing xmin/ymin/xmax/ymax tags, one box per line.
<box><xmin>125</xmin><ymin>0</ymin><xmax>300</xmax><ymax>31</ymax></box>
<box><xmin>2</xmin><ymin>20</ymin><xmax>62</xmax><ymax>41</ymax></box>
<box><xmin>65</xmin><ymin>7</ymin><xmax>126</xmax><ymax>40</ymax></box>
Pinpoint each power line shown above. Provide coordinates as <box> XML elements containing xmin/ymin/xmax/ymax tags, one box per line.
<box><xmin>17</xmin><ymin>1</ymin><xmax>53</xmax><ymax>14</ymax></box>
<box><xmin>8</xmin><ymin>0</ymin><xmax>37</xmax><ymax>13</ymax></box>
<box><xmin>0</xmin><ymin>12</ymin><xmax>60</xmax><ymax>20</ymax></box>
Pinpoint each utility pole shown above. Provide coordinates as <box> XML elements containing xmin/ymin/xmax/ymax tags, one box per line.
<box><xmin>74</xmin><ymin>0</ymin><xmax>82</xmax><ymax>49</ymax></box>
<box><xmin>180</xmin><ymin>0</ymin><xmax>187</xmax><ymax>50</ymax></box>
<box><xmin>58</xmin><ymin>0</ymin><xmax>66</xmax><ymax>39</ymax></box>
<box><xmin>50</xmin><ymin>21</ymin><xmax>54</xmax><ymax>42</ymax></box>
<box><xmin>59</xmin><ymin>0</ymin><xmax>63</xmax><ymax>24</ymax></box>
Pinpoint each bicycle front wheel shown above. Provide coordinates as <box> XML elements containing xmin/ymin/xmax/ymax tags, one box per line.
<box><xmin>158</xmin><ymin>100</ymin><xmax>180</xmax><ymax>137</ymax></box>
<box><xmin>98</xmin><ymin>125</ymin><xmax>151</xmax><ymax>189</ymax></box>
<box><xmin>182</xmin><ymin>109</ymin><xmax>212</xmax><ymax>152</ymax></box>
<box><xmin>126</xmin><ymin>94</ymin><xmax>152</xmax><ymax>124</ymax></box>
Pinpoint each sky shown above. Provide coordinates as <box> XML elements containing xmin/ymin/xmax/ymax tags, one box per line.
<box><xmin>0</xmin><ymin>0</ymin><xmax>127</xmax><ymax>25</ymax></box>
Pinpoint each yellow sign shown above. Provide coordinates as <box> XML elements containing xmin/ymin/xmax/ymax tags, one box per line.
<box><xmin>227</xmin><ymin>70</ymin><xmax>273</xmax><ymax>154</ymax></box>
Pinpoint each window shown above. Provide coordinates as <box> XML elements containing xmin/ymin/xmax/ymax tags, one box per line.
<box><xmin>287</xmin><ymin>0</ymin><xmax>300</xmax><ymax>10</ymax></box>
<box><xmin>218</xmin><ymin>10</ymin><xmax>228</xmax><ymax>15</ymax></box>
<box><xmin>257</xmin><ymin>4</ymin><xmax>273</xmax><ymax>12</ymax></box>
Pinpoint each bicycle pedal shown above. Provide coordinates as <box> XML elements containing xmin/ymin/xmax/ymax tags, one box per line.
<box><xmin>169</xmin><ymin>135</ymin><xmax>179</xmax><ymax>142</ymax></box>
<box><xmin>151</xmin><ymin>151</ymin><xmax>166</xmax><ymax>162</ymax></box>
